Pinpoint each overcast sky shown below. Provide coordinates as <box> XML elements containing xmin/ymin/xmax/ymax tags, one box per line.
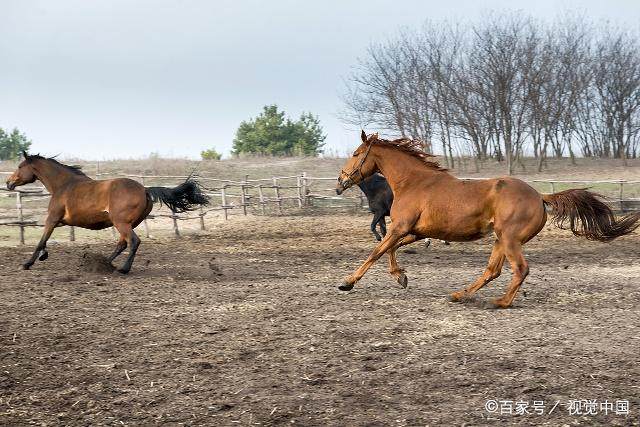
<box><xmin>1</xmin><ymin>0</ymin><xmax>639</xmax><ymax>160</ymax></box>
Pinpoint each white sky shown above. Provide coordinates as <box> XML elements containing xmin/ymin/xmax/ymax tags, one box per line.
<box><xmin>1</xmin><ymin>0</ymin><xmax>639</xmax><ymax>160</ymax></box>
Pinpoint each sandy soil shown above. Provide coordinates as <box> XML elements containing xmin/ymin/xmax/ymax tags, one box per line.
<box><xmin>1</xmin><ymin>214</ymin><xmax>639</xmax><ymax>426</ymax></box>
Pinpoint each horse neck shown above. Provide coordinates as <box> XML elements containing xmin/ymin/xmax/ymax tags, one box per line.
<box><xmin>32</xmin><ymin>160</ymin><xmax>88</xmax><ymax>193</ymax></box>
<box><xmin>370</xmin><ymin>146</ymin><xmax>442</xmax><ymax>194</ymax></box>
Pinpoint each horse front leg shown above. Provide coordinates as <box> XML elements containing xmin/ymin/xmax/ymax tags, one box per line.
<box><xmin>387</xmin><ymin>234</ymin><xmax>420</xmax><ymax>288</ymax></box>
<box><xmin>339</xmin><ymin>228</ymin><xmax>408</xmax><ymax>291</ymax></box>
<box><xmin>23</xmin><ymin>217</ymin><xmax>60</xmax><ymax>270</ymax></box>
<box><xmin>370</xmin><ymin>212</ymin><xmax>384</xmax><ymax>241</ymax></box>
<box><xmin>378</xmin><ymin>216</ymin><xmax>387</xmax><ymax>238</ymax></box>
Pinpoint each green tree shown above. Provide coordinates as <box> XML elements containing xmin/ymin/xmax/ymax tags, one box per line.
<box><xmin>0</xmin><ymin>128</ymin><xmax>32</xmax><ymax>160</ymax></box>
<box><xmin>201</xmin><ymin>148</ymin><xmax>222</xmax><ymax>160</ymax></box>
<box><xmin>232</xmin><ymin>105</ymin><xmax>326</xmax><ymax>156</ymax></box>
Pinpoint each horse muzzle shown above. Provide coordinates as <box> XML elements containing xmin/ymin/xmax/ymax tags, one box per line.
<box><xmin>6</xmin><ymin>181</ymin><xmax>16</xmax><ymax>191</ymax></box>
<box><xmin>336</xmin><ymin>179</ymin><xmax>352</xmax><ymax>195</ymax></box>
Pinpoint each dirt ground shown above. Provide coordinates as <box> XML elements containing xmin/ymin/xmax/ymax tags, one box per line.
<box><xmin>1</xmin><ymin>214</ymin><xmax>639</xmax><ymax>426</ymax></box>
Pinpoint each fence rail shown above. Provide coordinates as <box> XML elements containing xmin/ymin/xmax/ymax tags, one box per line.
<box><xmin>1</xmin><ymin>170</ymin><xmax>639</xmax><ymax>245</ymax></box>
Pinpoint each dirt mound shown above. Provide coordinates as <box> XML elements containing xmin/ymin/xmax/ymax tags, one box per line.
<box><xmin>79</xmin><ymin>252</ymin><xmax>116</xmax><ymax>274</ymax></box>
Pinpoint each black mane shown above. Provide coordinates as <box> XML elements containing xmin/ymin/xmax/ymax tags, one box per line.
<box><xmin>26</xmin><ymin>154</ymin><xmax>88</xmax><ymax>177</ymax></box>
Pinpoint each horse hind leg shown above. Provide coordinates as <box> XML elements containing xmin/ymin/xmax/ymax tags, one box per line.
<box><xmin>113</xmin><ymin>223</ymin><xmax>141</xmax><ymax>274</ymax></box>
<box><xmin>451</xmin><ymin>239</ymin><xmax>505</xmax><ymax>302</ymax></box>
<box><xmin>107</xmin><ymin>237</ymin><xmax>128</xmax><ymax>263</ymax></box>
<box><xmin>491</xmin><ymin>240</ymin><xmax>528</xmax><ymax>309</ymax></box>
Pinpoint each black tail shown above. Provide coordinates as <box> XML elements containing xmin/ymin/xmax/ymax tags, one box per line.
<box><xmin>147</xmin><ymin>179</ymin><xmax>209</xmax><ymax>213</ymax></box>
<box><xmin>542</xmin><ymin>189</ymin><xmax>640</xmax><ymax>242</ymax></box>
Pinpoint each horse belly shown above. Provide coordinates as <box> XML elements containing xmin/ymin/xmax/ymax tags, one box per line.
<box><xmin>62</xmin><ymin>210</ymin><xmax>112</xmax><ymax>230</ymax></box>
<box><xmin>414</xmin><ymin>211</ymin><xmax>494</xmax><ymax>242</ymax></box>
<box><xmin>417</xmin><ymin>226</ymin><xmax>492</xmax><ymax>242</ymax></box>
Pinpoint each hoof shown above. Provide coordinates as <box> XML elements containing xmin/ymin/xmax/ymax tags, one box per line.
<box><xmin>486</xmin><ymin>299</ymin><xmax>511</xmax><ymax>309</ymax></box>
<box><xmin>397</xmin><ymin>273</ymin><xmax>408</xmax><ymax>289</ymax></box>
<box><xmin>450</xmin><ymin>291</ymin><xmax>468</xmax><ymax>302</ymax></box>
<box><xmin>424</xmin><ymin>239</ymin><xmax>431</xmax><ymax>248</ymax></box>
<box><xmin>338</xmin><ymin>282</ymin><xmax>354</xmax><ymax>291</ymax></box>
<box><xmin>22</xmin><ymin>263</ymin><xmax>32</xmax><ymax>270</ymax></box>
<box><xmin>39</xmin><ymin>251</ymin><xmax>48</xmax><ymax>261</ymax></box>
<box><xmin>117</xmin><ymin>268</ymin><xmax>130</xmax><ymax>275</ymax></box>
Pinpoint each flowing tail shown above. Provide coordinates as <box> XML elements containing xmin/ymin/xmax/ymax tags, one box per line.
<box><xmin>542</xmin><ymin>189</ymin><xmax>640</xmax><ymax>242</ymax></box>
<box><xmin>147</xmin><ymin>179</ymin><xmax>209</xmax><ymax>213</ymax></box>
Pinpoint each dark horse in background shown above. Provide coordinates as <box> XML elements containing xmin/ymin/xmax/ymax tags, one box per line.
<box><xmin>358</xmin><ymin>173</ymin><xmax>392</xmax><ymax>241</ymax></box>
<box><xmin>359</xmin><ymin>173</ymin><xmax>436</xmax><ymax>246</ymax></box>
<box><xmin>6</xmin><ymin>151</ymin><xmax>209</xmax><ymax>273</ymax></box>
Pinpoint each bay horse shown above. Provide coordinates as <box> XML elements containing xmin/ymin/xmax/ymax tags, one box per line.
<box><xmin>6</xmin><ymin>152</ymin><xmax>209</xmax><ymax>273</ymax></box>
<box><xmin>336</xmin><ymin>131</ymin><xmax>640</xmax><ymax>308</ymax></box>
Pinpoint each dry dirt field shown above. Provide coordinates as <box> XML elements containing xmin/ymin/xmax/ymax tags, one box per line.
<box><xmin>1</xmin><ymin>213</ymin><xmax>639</xmax><ymax>426</ymax></box>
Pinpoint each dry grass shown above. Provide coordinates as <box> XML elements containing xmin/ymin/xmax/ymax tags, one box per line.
<box><xmin>3</xmin><ymin>155</ymin><xmax>638</xmax><ymax>182</ymax></box>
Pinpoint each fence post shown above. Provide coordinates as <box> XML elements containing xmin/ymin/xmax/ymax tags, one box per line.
<box><xmin>549</xmin><ymin>181</ymin><xmax>556</xmax><ymax>193</ymax></box>
<box><xmin>301</xmin><ymin>171</ymin><xmax>308</xmax><ymax>206</ymax></box>
<box><xmin>296</xmin><ymin>175</ymin><xmax>303</xmax><ymax>208</ymax></box>
<box><xmin>69</xmin><ymin>226</ymin><xmax>75</xmax><ymax>242</ymax></box>
<box><xmin>141</xmin><ymin>176</ymin><xmax>150</xmax><ymax>236</ymax></box>
<box><xmin>273</xmin><ymin>177</ymin><xmax>282</xmax><ymax>215</ymax></box>
<box><xmin>199</xmin><ymin>206</ymin><xmax>206</xmax><ymax>230</ymax></box>
<box><xmin>142</xmin><ymin>220</ymin><xmax>150</xmax><ymax>238</ymax></box>
<box><xmin>16</xmin><ymin>191</ymin><xmax>24</xmax><ymax>245</ymax></box>
<box><xmin>257</xmin><ymin>184</ymin><xmax>266</xmax><ymax>215</ymax></box>
<box><xmin>172</xmin><ymin>215</ymin><xmax>180</xmax><ymax>237</ymax></box>
<box><xmin>241</xmin><ymin>175</ymin><xmax>248</xmax><ymax>216</ymax></box>
<box><xmin>619</xmin><ymin>181</ymin><xmax>625</xmax><ymax>212</ymax></box>
<box><xmin>221</xmin><ymin>185</ymin><xmax>228</xmax><ymax>220</ymax></box>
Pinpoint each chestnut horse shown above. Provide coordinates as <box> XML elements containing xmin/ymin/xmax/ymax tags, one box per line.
<box><xmin>336</xmin><ymin>131</ymin><xmax>640</xmax><ymax>308</ymax></box>
<box><xmin>6</xmin><ymin>152</ymin><xmax>208</xmax><ymax>273</ymax></box>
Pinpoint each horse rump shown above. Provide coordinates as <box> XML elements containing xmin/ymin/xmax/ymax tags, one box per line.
<box><xmin>147</xmin><ymin>179</ymin><xmax>209</xmax><ymax>213</ymax></box>
<box><xmin>542</xmin><ymin>189</ymin><xmax>640</xmax><ymax>242</ymax></box>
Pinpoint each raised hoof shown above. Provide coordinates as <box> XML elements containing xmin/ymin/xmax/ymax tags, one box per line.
<box><xmin>22</xmin><ymin>263</ymin><xmax>32</xmax><ymax>270</ymax></box>
<box><xmin>39</xmin><ymin>251</ymin><xmax>48</xmax><ymax>261</ymax></box>
<box><xmin>338</xmin><ymin>282</ymin><xmax>354</xmax><ymax>291</ymax></box>
<box><xmin>397</xmin><ymin>273</ymin><xmax>408</xmax><ymax>289</ymax></box>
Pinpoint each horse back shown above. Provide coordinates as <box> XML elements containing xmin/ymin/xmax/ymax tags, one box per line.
<box><xmin>398</xmin><ymin>175</ymin><xmax>543</xmax><ymax>241</ymax></box>
<box><xmin>57</xmin><ymin>178</ymin><xmax>148</xmax><ymax>228</ymax></box>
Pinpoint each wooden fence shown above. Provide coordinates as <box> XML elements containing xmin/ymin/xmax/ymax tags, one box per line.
<box><xmin>0</xmin><ymin>172</ymin><xmax>365</xmax><ymax>244</ymax></box>
<box><xmin>1</xmin><ymin>171</ymin><xmax>639</xmax><ymax>245</ymax></box>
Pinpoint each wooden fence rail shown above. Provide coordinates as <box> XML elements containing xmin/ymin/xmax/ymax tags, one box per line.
<box><xmin>1</xmin><ymin>171</ymin><xmax>639</xmax><ymax>245</ymax></box>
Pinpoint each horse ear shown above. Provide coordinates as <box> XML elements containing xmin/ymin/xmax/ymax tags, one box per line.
<box><xmin>360</xmin><ymin>130</ymin><xmax>367</xmax><ymax>143</ymax></box>
<box><xmin>21</xmin><ymin>150</ymin><xmax>28</xmax><ymax>160</ymax></box>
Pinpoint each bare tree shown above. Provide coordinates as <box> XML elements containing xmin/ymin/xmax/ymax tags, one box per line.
<box><xmin>340</xmin><ymin>13</ymin><xmax>640</xmax><ymax>173</ymax></box>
